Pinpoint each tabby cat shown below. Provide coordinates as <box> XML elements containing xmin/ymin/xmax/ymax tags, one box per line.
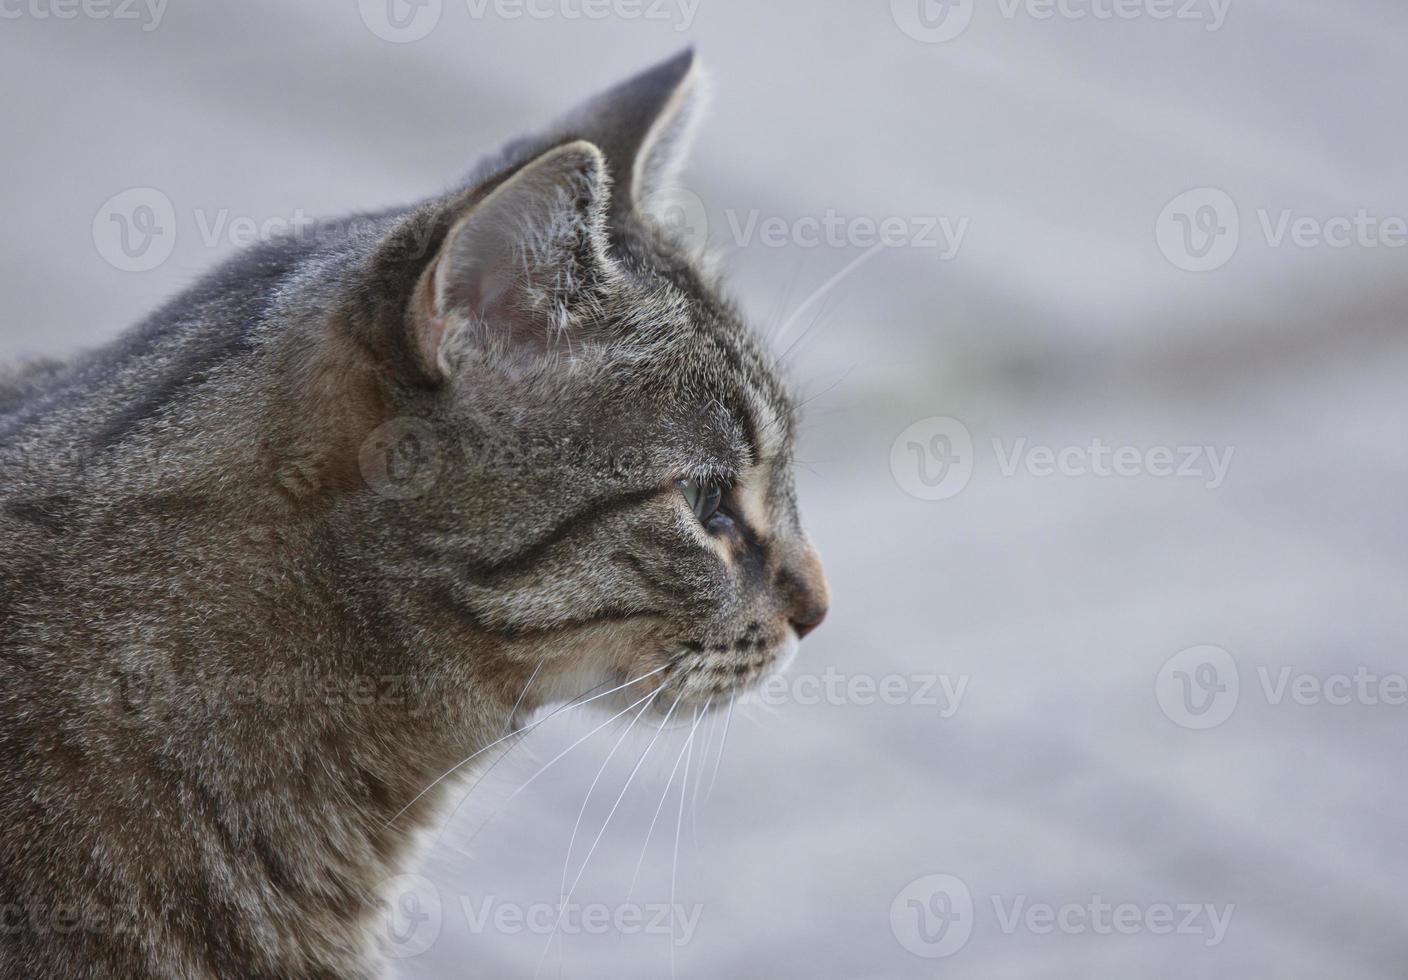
<box><xmin>0</xmin><ymin>50</ymin><xmax>829</xmax><ymax>979</ymax></box>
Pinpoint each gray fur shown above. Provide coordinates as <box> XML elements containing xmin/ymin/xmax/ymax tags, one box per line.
<box><xmin>0</xmin><ymin>50</ymin><xmax>828</xmax><ymax>979</ymax></box>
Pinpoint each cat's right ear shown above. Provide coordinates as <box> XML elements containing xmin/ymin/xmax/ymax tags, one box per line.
<box><xmin>374</xmin><ymin>140</ymin><xmax>616</xmax><ymax>385</ymax></box>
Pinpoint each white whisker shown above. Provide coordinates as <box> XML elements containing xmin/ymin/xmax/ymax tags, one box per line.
<box><xmin>456</xmin><ymin>677</ymin><xmax>669</xmax><ymax>851</ymax></box>
<box><xmin>505</xmin><ymin>657</ymin><xmax>546</xmax><ymax>734</ymax></box>
<box><xmin>537</xmin><ymin>691</ymin><xmax>685</xmax><ymax>975</ymax></box>
<box><xmin>705</xmin><ymin>698</ymin><xmax>735</xmax><ymax>802</ymax></box>
<box><xmin>624</xmin><ymin>704</ymin><xmax>696</xmax><ymax>906</ymax></box>
<box><xmin>690</xmin><ymin>708</ymin><xmax>716</xmax><ymax>845</ymax></box>
<box><xmin>671</xmin><ymin>703</ymin><xmax>707</xmax><ymax>979</ymax></box>
<box><xmin>558</xmin><ymin>688</ymin><xmax>660</xmax><ymax>908</ymax></box>
<box><xmin>383</xmin><ymin>662</ymin><xmax>670</xmax><ymax>830</ymax></box>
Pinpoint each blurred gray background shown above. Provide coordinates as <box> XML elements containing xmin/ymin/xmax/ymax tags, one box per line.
<box><xmin>5</xmin><ymin>1</ymin><xmax>1408</xmax><ymax>976</ymax></box>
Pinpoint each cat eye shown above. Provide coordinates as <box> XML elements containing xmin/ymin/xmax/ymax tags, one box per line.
<box><xmin>677</xmin><ymin>477</ymin><xmax>724</xmax><ymax>524</ymax></box>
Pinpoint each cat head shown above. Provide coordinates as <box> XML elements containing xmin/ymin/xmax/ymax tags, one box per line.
<box><xmin>339</xmin><ymin>51</ymin><xmax>828</xmax><ymax>722</ymax></box>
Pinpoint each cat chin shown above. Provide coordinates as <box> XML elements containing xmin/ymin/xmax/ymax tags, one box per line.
<box><xmin>766</xmin><ymin>632</ymin><xmax>801</xmax><ymax>678</ymax></box>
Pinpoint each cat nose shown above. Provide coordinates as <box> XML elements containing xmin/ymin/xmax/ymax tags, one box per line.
<box><xmin>790</xmin><ymin>603</ymin><xmax>828</xmax><ymax>639</ymax></box>
<box><xmin>780</xmin><ymin>538</ymin><xmax>830</xmax><ymax>640</ymax></box>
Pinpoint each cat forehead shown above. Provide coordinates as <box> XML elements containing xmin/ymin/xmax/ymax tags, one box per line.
<box><xmin>606</xmin><ymin>272</ymin><xmax>794</xmax><ymax>458</ymax></box>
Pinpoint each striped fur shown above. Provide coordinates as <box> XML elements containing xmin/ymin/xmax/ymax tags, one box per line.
<box><xmin>0</xmin><ymin>51</ymin><xmax>827</xmax><ymax>979</ymax></box>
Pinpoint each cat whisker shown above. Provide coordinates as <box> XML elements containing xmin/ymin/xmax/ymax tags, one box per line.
<box><xmin>774</xmin><ymin>239</ymin><xmax>888</xmax><ymax>357</ymax></box>
<box><xmin>624</xmin><ymin>704</ymin><xmax>699</xmax><ymax>906</ymax></box>
<box><xmin>690</xmin><ymin>709</ymin><xmax>716</xmax><ymax>845</ymax></box>
<box><xmin>454</xmin><ymin>676</ymin><xmax>670</xmax><ymax>851</ymax></box>
<box><xmin>505</xmin><ymin>657</ymin><xmax>546</xmax><ymax>735</ymax></box>
<box><xmin>705</xmin><ymin>697</ymin><xmax>735</xmax><ymax>804</ymax></box>
<box><xmin>670</xmin><ymin>703</ymin><xmax>708</xmax><ymax>980</ymax></box>
<box><xmin>557</xmin><ymin>688</ymin><xmax>661</xmax><ymax>914</ymax></box>
<box><xmin>536</xmin><ymin>690</ymin><xmax>685</xmax><ymax>976</ymax></box>
<box><xmin>384</xmin><ymin>661</ymin><xmax>670</xmax><ymax>829</ymax></box>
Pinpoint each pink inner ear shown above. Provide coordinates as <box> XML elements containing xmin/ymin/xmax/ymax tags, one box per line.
<box><xmin>417</xmin><ymin>140</ymin><xmax>615</xmax><ymax>369</ymax></box>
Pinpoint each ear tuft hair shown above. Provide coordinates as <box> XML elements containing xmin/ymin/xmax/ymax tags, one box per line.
<box><xmin>408</xmin><ymin>140</ymin><xmax>618</xmax><ymax>379</ymax></box>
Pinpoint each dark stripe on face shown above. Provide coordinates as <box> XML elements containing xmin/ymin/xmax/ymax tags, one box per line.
<box><xmin>429</xmin><ymin>582</ymin><xmax>653</xmax><ymax>639</ymax></box>
<box><xmin>455</xmin><ymin>486</ymin><xmax>664</xmax><ymax>583</ymax></box>
<box><xmin>612</xmin><ymin>550</ymin><xmax>697</xmax><ymax>605</ymax></box>
<box><xmin>718</xmin><ymin>508</ymin><xmax>771</xmax><ymax>587</ymax></box>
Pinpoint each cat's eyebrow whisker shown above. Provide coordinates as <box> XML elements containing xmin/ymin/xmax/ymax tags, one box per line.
<box><xmin>383</xmin><ymin>662</ymin><xmax>670</xmax><ymax>829</ymax></box>
<box><xmin>774</xmin><ymin>238</ymin><xmax>888</xmax><ymax>358</ymax></box>
<box><xmin>670</xmin><ymin>702</ymin><xmax>708</xmax><ymax>980</ymax></box>
<box><xmin>537</xmin><ymin>690</ymin><xmax>685</xmax><ymax>976</ymax></box>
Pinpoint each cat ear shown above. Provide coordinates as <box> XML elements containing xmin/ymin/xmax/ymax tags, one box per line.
<box><xmin>555</xmin><ymin>48</ymin><xmax>707</xmax><ymax>219</ymax></box>
<box><xmin>408</xmin><ymin>139</ymin><xmax>616</xmax><ymax>379</ymax></box>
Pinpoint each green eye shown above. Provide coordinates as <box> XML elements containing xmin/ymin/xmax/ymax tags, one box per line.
<box><xmin>677</xmin><ymin>477</ymin><xmax>724</xmax><ymax>523</ymax></box>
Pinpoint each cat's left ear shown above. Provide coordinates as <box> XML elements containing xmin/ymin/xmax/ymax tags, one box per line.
<box><xmin>556</xmin><ymin>48</ymin><xmax>708</xmax><ymax>220</ymax></box>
